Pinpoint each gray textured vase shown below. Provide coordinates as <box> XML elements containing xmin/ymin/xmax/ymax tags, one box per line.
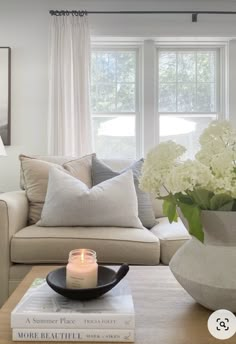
<box><xmin>170</xmin><ymin>210</ymin><xmax>236</xmax><ymax>311</ymax></box>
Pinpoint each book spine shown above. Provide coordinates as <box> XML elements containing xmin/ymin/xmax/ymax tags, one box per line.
<box><xmin>12</xmin><ymin>328</ymin><xmax>135</xmax><ymax>342</ymax></box>
<box><xmin>11</xmin><ymin>313</ymin><xmax>135</xmax><ymax>329</ymax></box>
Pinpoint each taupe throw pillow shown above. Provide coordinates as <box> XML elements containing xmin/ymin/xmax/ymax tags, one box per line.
<box><xmin>38</xmin><ymin>168</ymin><xmax>143</xmax><ymax>229</ymax></box>
<box><xmin>19</xmin><ymin>154</ymin><xmax>94</xmax><ymax>224</ymax></box>
<box><xmin>63</xmin><ymin>153</ymin><xmax>96</xmax><ymax>188</ymax></box>
<box><xmin>19</xmin><ymin>156</ymin><xmax>64</xmax><ymax>224</ymax></box>
<box><xmin>92</xmin><ymin>157</ymin><xmax>156</xmax><ymax>229</ymax></box>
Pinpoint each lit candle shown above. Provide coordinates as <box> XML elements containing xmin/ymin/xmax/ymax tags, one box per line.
<box><xmin>66</xmin><ymin>249</ymin><xmax>98</xmax><ymax>289</ymax></box>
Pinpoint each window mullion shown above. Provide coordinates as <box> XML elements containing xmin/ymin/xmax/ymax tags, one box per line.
<box><xmin>143</xmin><ymin>40</ymin><xmax>157</xmax><ymax>154</ymax></box>
<box><xmin>95</xmin><ymin>53</ymin><xmax>98</xmax><ymax>113</ymax></box>
<box><xmin>115</xmin><ymin>53</ymin><xmax>118</xmax><ymax>112</ymax></box>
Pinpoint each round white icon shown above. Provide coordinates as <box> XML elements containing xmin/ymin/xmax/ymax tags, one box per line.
<box><xmin>208</xmin><ymin>309</ymin><xmax>236</xmax><ymax>340</ymax></box>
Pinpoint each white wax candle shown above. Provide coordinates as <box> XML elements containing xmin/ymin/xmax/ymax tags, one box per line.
<box><xmin>66</xmin><ymin>249</ymin><xmax>98</xmax><ymax>289</ymax></box>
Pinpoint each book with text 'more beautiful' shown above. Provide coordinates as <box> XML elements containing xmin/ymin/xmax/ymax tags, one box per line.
<box><xmin>11</xmin><ymin>278</ymin><xmax>135</xmax><ymax>330</ymax></box>
<box><xmin>12</xmin><ymin>328</ymin><xmax>134</xmax><ymax>342</ymax></box>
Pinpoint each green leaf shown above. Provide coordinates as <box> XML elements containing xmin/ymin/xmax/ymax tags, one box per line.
<box><xmin>163</xmin><ymin>199</ymin><xmax>178</xmax><ymax>223</ymax></box>
<box><xmin>210</xmin><ymin>193</ymin><xmax>234</xmax><ymax>211</ymax></box>
<box><xmin>231</xmin><ymin>201</ymin><xmax>236</xmax><ymax>211</ymax></box>
<box><xmin>174</xmin><ymin>193</ymin><xmax>194</xmax><ymax>205</ymax></box>
<box><xmin>158</xmin><ymin>194</ymin><xmax>174</xmax><ymax>201</ymax></box>
<box><xmin>178</xmin><ymin>202</ymin><xmax>204</xmax><ymax>242</ymax></box>
<box><xmin>218</xmin><ymin>201</ymin><xmax>234</xmax><ymax>211</ymax></box>
<box><xmin>188</xmin><ymin>189</ymin><xmax>214</xmax><ymax>210</ymax></box>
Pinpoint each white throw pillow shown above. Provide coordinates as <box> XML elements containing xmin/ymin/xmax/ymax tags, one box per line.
<box><xmin>37</xmin><ymin>168</ymin><xmax>143</xmax><ymax>229</ymax></box>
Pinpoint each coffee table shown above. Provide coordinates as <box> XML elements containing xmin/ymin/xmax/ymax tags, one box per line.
<box><xmin>0</xmin><ymin>265</ymin><xmax>234</xmax><ymax>343</ymax></box>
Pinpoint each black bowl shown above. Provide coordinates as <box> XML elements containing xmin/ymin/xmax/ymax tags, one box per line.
<box><xmin>46</xmin><ymin>264</ymin><xmax>129</xmax><ymax>300</ymax></box>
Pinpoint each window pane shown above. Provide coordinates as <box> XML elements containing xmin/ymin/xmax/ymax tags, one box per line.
<box><xmin>93</xmin><ymin>116</ymin><xmax>136</xmax><ymax>159</ymax></box>
<box><xmin>96</xmin><ymin>84</ymin><xmax>116</xmax><ymax>112</ymax></box>
<box><xmin>177</xmin><ymin>83</ymin><xmax>196</xmax><ymax>112</ymax></box>
<box><xmin>93</xmin><ymin>53</ymin><xmax>116</xmax><ymax>83</ymax></box>
<box><xmin>90</xmin><ymin>84</ymin><xmax>97</xmax><ymax>112</ymax></box>
<box><xmin>91</xmin><ymin>53</ymin><xmax>97</xmax><ymax>84</ymax></box>
<box><xmin>159</xmin><ymin>52</ymin><xmax>176</xmax><ymax>82</ymax></box>
<box><xmin>117</xmin><ymin>83</ymin><xmax>135</xmax><ymax>111</ymax></box>
<box><xmin>197</xmin><ymin>83</ymin><xmax>215</xmax><ymax>112</ymax></box>
<box><xmin>91</xmin><ymin>50</ymin><xmax>136</xmax><ymax>113</ymax></box>
<box><xmin>158</xmin><ymin>49</ymin><xmax>217</xmax><ymax>113</ymax></box>
<box><xmin>159</xmin><ymin>83</ymin><xmax>176</xmax><ymax>112</ymax></box>
<box><xmin>197</xmin><ymin>52</ymin><xmax>215</xmax><ymax>82</ymax></box>
<box><xmin>116</xmin><ymin>52</ymin><xmax>136</xmax><ymax>82</ymax></box>
<box><xmin>159</xmin><ymin>115</ymin><xmax>217</xmax><ymax>159</ymax></box>
<box><xmin>177</xmin><ymin>52</ymin><xmax>195</xmax><ymax>82</ymax></box>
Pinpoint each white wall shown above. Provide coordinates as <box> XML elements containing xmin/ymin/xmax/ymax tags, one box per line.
<box><xmin>0</xmin><ymin>0</ymin><xmax>236</xmax><ymax>191</ymax></box>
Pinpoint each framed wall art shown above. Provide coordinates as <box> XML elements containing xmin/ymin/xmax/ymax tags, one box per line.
<box><xmin>0</xmin><ymin>47</ymin><xmax>11</xmax><ymax>145</ymax></box>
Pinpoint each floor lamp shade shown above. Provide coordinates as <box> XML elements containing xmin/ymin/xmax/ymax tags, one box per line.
<box><xmin>0</xmin><ymin>136</ymin><xmax>6</xmax><ymax>156</ymax></box>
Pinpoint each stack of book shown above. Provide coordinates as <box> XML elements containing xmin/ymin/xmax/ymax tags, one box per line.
<box><xmin>11</xmin><ymin>278</ymin><xmax>135</xmax><ymax>342</ymax></box>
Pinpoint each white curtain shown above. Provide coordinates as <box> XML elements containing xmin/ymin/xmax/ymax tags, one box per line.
<box><xmin>48</xmin><ymin>15</ymin><xmax>93</xmax><ymax>156</ymax></box>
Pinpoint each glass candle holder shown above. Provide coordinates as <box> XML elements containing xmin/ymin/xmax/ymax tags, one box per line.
<box><xmin>66</xmin><ymin>249</ymin><xmax>98</xmax><ymax>289</ymax></box>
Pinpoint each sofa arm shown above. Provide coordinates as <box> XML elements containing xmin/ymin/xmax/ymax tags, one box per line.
<box><xmin>0</xmin><ymin>191</ymin><xmax>28</xmax><ymax>306</ymax></box>
<box><xmin>0</xmin><ymin>191</ymin><xmax>28</xmax><ymax>237</ymax></box>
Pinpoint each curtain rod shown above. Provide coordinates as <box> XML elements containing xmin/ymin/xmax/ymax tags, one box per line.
<box><xmin>49</xmin><ymin>10</ymin><xmax>236</xmax><ymax>22</ymax></box>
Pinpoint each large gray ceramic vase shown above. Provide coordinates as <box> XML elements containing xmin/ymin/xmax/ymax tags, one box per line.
<box><xmin>170</xmin><ymin>210</ymin><xmax>236</xmax><ymax>311</ymax></box>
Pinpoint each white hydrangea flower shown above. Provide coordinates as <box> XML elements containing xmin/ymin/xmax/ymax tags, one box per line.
<box><xmin>196</xmin><ymin>140</ymin><xmax>226</xmax><ymax>164</ymax></box>
<box><xmin>208</xmin><ymin>170</ymin><xmax>236</xmax><ymax>198</ymax></box>
<box><xmin>139</xmin><ymin>141</ymin><xmax>186</xmax><ymax>195</ymax></box>
<box><xmin>197</xmin><ymin>120</ymin><xmax>236</xmax><ymax>166</ymax></box>
<box><xmin>196</xmin><ymin>120</ymin><xmax>236</xmax><ymax>180</ymax></box>
<box><xmin>140</xmin><ymin>120</ymin><xmax>236</xmax><ymax>203</ymax></box>
<box><xmin>210</xmin><ymin>150</ymin><xmax>234</xmax><ymax>177</ymax></box>
<box><xmin>165</xmin><ymin>160</ymin><xmax>212</xmax><ymax>194</ymax></box>
<box><xmin>199</xmin><ymin>120</ymin><xmax>235</xmax><ymax>146</ymax></box>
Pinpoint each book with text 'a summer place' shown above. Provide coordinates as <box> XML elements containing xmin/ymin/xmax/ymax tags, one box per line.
<box><xmin>12</xmin><ymin>328</ymin><xmax>134</xmax><ymax>342</ymax></box>
<box><xmin>11</xmin><ymin>278</ymin><xmax>135</xmax><ymax>329</ymax></box>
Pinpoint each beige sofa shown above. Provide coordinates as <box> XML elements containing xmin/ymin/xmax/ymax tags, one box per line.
<box><xmin>0</xmin><ymin>157</ymin><xmax>190</xmax><ymax>307</ymax></box>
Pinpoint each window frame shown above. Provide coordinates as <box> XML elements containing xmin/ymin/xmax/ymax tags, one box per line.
<box><xmin>91</xmin><ymin>44</ymin><xmax>142</xmax><ymax>158</ymax></box>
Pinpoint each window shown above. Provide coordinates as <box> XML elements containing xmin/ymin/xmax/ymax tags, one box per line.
<box><xmin>157</xmin><ymin>48</ymin><xmax>220</xmax><ymax>158</ymax></box>
<box><xmin>90</xmin><ymin>40</ymin><xmax>227</xmax><ymax>159</ymax></box>
<box><xmin>91</xmin><ymin>48</ymin><xmax>139</xmax><ymax>159</ymax></box>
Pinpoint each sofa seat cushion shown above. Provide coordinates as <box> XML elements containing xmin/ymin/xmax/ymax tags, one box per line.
<box><xmin>151</xmin><ymin>217</ymin><xmax>190</xmax><ymax>265</ymax></box>
<box><xmin>11</xmin><ymin>225</ymin><xmax>160</xmax><ymax>265</ymax></box>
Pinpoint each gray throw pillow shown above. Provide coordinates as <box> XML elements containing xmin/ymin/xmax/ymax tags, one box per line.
<box><xmin>92</xmin><ymin>157</ymin><xmax>156</xmax><ymax>229</ymax></box>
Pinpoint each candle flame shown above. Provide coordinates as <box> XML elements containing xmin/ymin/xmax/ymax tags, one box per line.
<box><xmin>81</xmin><ymin>249</ymin><xmax>85</xmax><ymax>263</ymax></box>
